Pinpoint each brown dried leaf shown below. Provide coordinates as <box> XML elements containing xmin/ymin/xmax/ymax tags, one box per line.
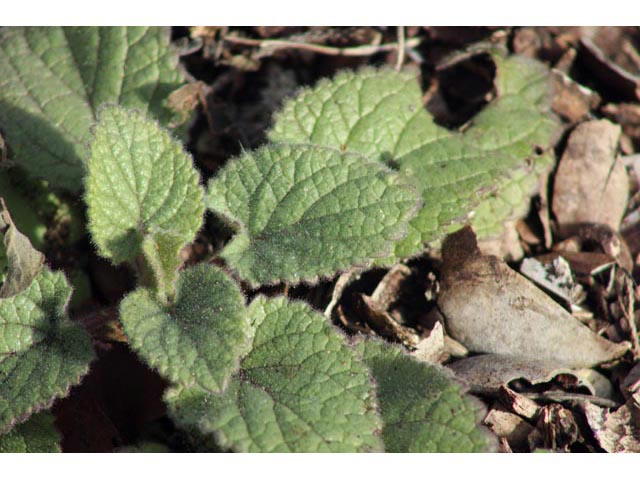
<box><xmin>603</xmin><ymin>103</ymin><xmax>640</xmax><ymax>141</ymax></box>
<box><xmin>411</xmin><ymin>322</ymin><xmax>445</xmax><ymax>363</ymax></box>
<box><xmin>536</xmin><ymin>251</ymin><xmax>615</xmax><ymax>279</ymax></box>
<box><xmin>552</xmin><ymin>119</ymin><xmax>628</xmax><ymax>237</ymax></box>
<box><xmin>584</xmin><ymin>402</ymin><xmax>640</xmax><ymax>452</ymax></box>
<box><xmin>438</xmin><ymin>227</ymin><xmax>630</xmax><ymax>367</ymax></box>
<box><xmin>499</xmin><ymin>386</ymin><xmax>540</xmax><ymax>420</ymax></box>
<box><xmin>449</xmin><ymin>354</ymin><xmax>612</xmax><ymax>398</ymax></box>
<box><xmin>370</xmin><ymin>264</ymin><xmax>412</xmax><ymax>310</ymax></box>
<box><xmin>579</xmin><ymin>36</ymin><xmax>640</xmax><ymax>101</ymax></box>
<box><xmin>533</xmin><ymin>404</ymin><xmax>582</xmax><ymax>452</ymax></box>
<box><xmin>166</xmin><ymin>81</ymin><xmax>208</xmax><ymax>126</ymax></box>
<box><xmin>551</xmin><ymin>69</ymin><xmax>600</xmax><ymax>123</ymax></box>
<box><xmin>358</xmin><ymin>294</ymin><xmax>419</xmax><ymax>348</ymax></box>
<box><xmin>0</xmin><ymin>198</ymin><xmax>44</xmax><ymax>297</ymax></box>
<box><xmin>484</xmin><ymin>406</ymin><xmax>535</xmax><ymax>451</ymax></box>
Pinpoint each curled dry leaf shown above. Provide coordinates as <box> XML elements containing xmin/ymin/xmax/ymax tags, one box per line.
<box><xmin>449</xmin><ymin>354</ymin><xmax>613</xmax><ymax>398</ymax></box>
<box><xmin>370</xmin><ymin>264</ymin><xmax>412</xmax><ymax>311</ymax></box>
<box><xmin>437</xmin><ymin>227</ymin><xmax>630</xmax><ymax>367</ymax></box>
<box><xmin>552</xmin><ymin>119</ymin><xmax>628</xmax><ymax>237</ymax></box>
<box><xmin>411</xmin><ymin>322</ymin><xmax>445</xmax><ymax>363</ymax></box>
<box><xmin>0</xmin><ymin>198</ymin><xmax>44</xmax><ymax>298</ymax></box>
<box><xmin>551</xmin><ymin>69</ymin><xmax>600</xmax><ymax>124</ymax></box>
<box><xmin>483</xmin><ymin>407</ymin><xmax>534</xmax><ymax>452</ymax></box>
<box><xmin>358</xmin><ymin>294</ymin><xmax>420</xmax><ymax>348</ymax></box>
<box><xmin>532</xmin><ymin>404</ymin><xmax>582</xmax><ymax>452</ymax></box>
<box><xmin>498</xmin><ymin>386</ymin><xmax>540</xmax><ymax>420</ymax></box>
<box><xmin>570</xmin><ymin>223</ymin><xmax>633</xmax><ymax>273</ymax></box>
<box><xmin>578</xmin><ymin>37</ymin><xmax>640</xmax><ymax>101</ymax></box>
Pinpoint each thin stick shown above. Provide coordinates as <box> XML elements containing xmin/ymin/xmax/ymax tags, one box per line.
<box><xmin>396</xmin><ymin>26</ymin><xmax>406</xmax><ymax>71</ymax></box>
<box><xmin>223</xmin><ymin>35</ymin><xmax>422</xmax><ymax>58</ymax></box>
<box><xmin>523</xmin><ymin>391</ymin><xmax>621</xmax><ymax>409</ymax></box>
<box><xmin>468</xmin><ymin>386</ymin><xmax>621</xmax><ymax>409</ymax></box>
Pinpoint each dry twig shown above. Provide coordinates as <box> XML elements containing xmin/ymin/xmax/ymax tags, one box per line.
<box><xmin>223</xmin><ymin>34</ymin><xmax>422</xmax><ymax>58</ymax></box>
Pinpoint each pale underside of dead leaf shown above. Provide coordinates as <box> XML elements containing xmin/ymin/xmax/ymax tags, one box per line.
<box><xmin>449</xmin><ymin>353</ymin><xmax>612</xmax><ymax>398</ymax></box>
<box><xmin>437</xmin><ymin>227</ymin><xmax>629</xmax><ymax>368</ymax></box>
<box><xmin>552</xmin><ymin>119</ymin><xmax>628</xmax><ymax>236</ymax></box>
<box><xmin>584</xmin><ymin>402</ymin><xmax>640</xmax><ymax>452</ymax></box>
<box><xmin>484</xmin><ymin>407</ymin><xmax>534</xmax><ymax>451</ymax></box>
<box><xmin>411</xmin><ymin>322</ymin><xmax>445</xmax><ymax>363</ymax></box>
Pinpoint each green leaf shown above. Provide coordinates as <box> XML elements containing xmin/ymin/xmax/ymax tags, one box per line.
<box><xmin>0</xmin><ymin>26</ymin><xmax>186</xmax><ymax>192</ymax></box>
<box><xmin>0</xmin><ymin>268</ymin><xmax>94</xmax><ymax>433</ymax></box>
<box><xmin>120</xmin><ymin>264</ymin><xmax>250</xmax><ymax>393</ymax></box>
<box><xmin>206</xmin><ymin>143</ymin><xmax>419</xmax><ymax>286</ymax></box>
<box><xmin>166</xmin><ymin>296</ymin><xmax>383</xmax><ymax>452</ymax></box>
<box><xmin>0</xmin><ymin>412</ymin><xmax>61</xmax><ymax>452</ymax></box>
<box><xmin>117</xmin><ymin>442</ymin><xmax>171</xmax><ymax>453</ymax></box>
<box><xmin>0</xmin><ymin>172</ymin><xmax>47</xmax><ymax>251</ymax></box>
<box><xmin>86</xmin><ymin>105</ymin><xmax>204</xmax><ymax>295</ymax></box>
<box><xmin>269</xmin><ymin>48</ymin><xmax>557</xmax><ymax>259</ymax></box>
<box><xmin>355</xmin><ymin>337</ymin><xmax>496</xmax><ymax>452</ymax></box>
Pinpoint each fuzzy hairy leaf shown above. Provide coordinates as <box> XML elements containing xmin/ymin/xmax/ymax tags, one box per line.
<box><xmin>355</xmin><ymin>337</ymin><xmax>496</xmax><ymax>452</ymax></box>
<box><xmin>0</xmin><ymin>26</ymin><xmax>185</xmax><ymax>191</ymax></box>
<box><xmin>0</xmin><ymin>412</ymin><xmax>60</xmax><ymax>452</ymax></box>
<box><xmin>0</xmin><ymin>268</ymin><xmax>94</xmax><ymax>433</ymax></box>
<box><xmin>166</xmin><ymin>296</ymin><xmax>383</xmax><ymax>452</ymax></box>
<box><xmin>207</xmin><ymin>143</ymin><xmax>419</xmax><ymax>286</ymax></box>
<box><xmin>270</xmin><ymin>49</ymin><xmax>557</xmax><ymax>259</ymax></box>
<box><xmin>120</xmin><ymin>264</ymin><xmax>250</xmax><ymax>393</ymax></box>
<box><xmin>86</xmin><ymin>105</ymin><xmax>204</xmax><ymax>293</ymax></box>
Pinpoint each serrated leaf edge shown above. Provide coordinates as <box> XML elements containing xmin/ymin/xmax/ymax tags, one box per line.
<box><xmin>207</xmin><ymin>142</ymin><xmax>422</xmax><ymax>288</ymax></box>
<box><xmin>166</xmin><ymin>295</ymin><xmax>385</xmax><ymax>453</ymax></box>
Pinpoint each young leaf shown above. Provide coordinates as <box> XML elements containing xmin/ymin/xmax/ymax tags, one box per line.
<box><xmin>0</xmin><ymin>268</ymin><xmax>94</xmax><ymax>433</ymax></box>
<box><xmin>86</xmin><ymin>105</ymin><xmax>204</xmax><ymax>294</ymax></box>
<box><xmin>120</xmin><ymin>264</ymin><xmax>250</xmax><ymax>393</ymax></box>
<box><xmin>206</xmin><ymin>143</ymin><xmax>419</xmax><ymax>286</ymax></box>
<box><xmin>0</xmin><ymin>412</ymin><xmax>61</xmax><ymax>453</ymax></box>
<box><xmin>0</xmin><ymin>27</ymin><xmax>185</xmax><ymax>192</ymax></box>
<box><xmin>166</xmin><ymin>296</ymin><xmax>384</xmax><ymax>452</ymax></box>
<box><xmin>355</xmin><ymin>337</ymin><xmax>497</xmax><ymax>452</ymax></box>
<box><xmin>269</xmin><ymin>48</ymin><xmax>557</xmax><ymax>259</ymax></box>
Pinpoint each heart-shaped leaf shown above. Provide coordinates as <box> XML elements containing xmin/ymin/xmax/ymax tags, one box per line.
<box><xmin>0</xmin><ymin>412</ymin><xmax>60</xmax><ymax>452</ymax></box>
<box><xmin>355</xmin><ymin>337</ymin><xmax>496</xmax><ymax>452</ymax></box>
<box><xmin>0</xmin><ymin>27</ymin><xmax>185</xmax><ymax>191</ymax></box>
<box><xmin>120</xmin><ymin>264</ymin><xmax>250</xmax><ymax>393</ymax></box>
<box><xmin>0</xmin><ymin>268</ymin><xmax>94</xmax><ymax>433</ymax></box>
<box><xmin>166</xmin><ymin>296</ymin><xmax>383</xmax><ymax>452</ymax></box>
<box><xmin>86</xmin><ymin>105</ymin><xmax>204</xmax><ymax>295</ymax></box>
<box><xmin>206</xmin><ymin>143</ymin><xmax>419</xmax><ymax>286</ymax></box>
<box><xmin>269</xmin><ymin>48</ymin><xmax>558</xmax><ymax>259</ymax></box>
